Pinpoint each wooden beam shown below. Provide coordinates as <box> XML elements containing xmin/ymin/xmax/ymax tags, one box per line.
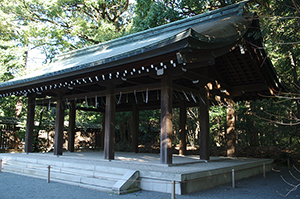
<box><xmin>173</xmin><ymin>83</ymin><xmax>201</xmax><ymax>96</ymax></box>
<box><xmin>25</xmin><ymin>96</ymin><xmax>35</xmax><ymax>153</ymax></box>
<box><xmin>54</xmin><ymin>93</ymin><xmax>65</xmax><ymax>155</ymax></box>
<box><xmin>68</xmin><ymin>100</ymin><xmax>76</xmax><ymax>152</ymax></box>
<box><xmin>62</xmin><ymin>82</ymin><xmax>161</xmax><ymax>101</ymax></box>
<box><xmin>230</xmin><ymin>83</ymin><xmax>267</xmax><ymax>96</ymax></box>
<box><xmin>104</xmin><ymin>84</ymin><xmax>116</xmax><ymax>160</ymax></box>
<box><xmin>160</xmin><ymin>76</ymin><xmax>173</xmax><ymax>164</ymax></box>
<box><xmin>182</xmin><ymin>70</ymin><xmax>231</xmax><ymax>91</ymax></box>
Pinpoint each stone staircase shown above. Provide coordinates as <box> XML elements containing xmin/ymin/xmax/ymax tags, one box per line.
<box><xmin>1</xmin><ymin>156</ymin><xmax>140</xmax><ymax>194</ymax></box>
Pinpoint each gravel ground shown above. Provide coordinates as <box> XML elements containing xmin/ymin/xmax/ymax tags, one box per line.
<box><xmin>0</xmin><ymin>166</ymin><xmax>299</xmax><ymax>199</ymax></box>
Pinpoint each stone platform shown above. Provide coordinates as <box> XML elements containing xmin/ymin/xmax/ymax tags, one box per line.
<box><xmin>0</xmin><ymin>151</ymin><xmax>273</xmax><ymax>195</ymax></box>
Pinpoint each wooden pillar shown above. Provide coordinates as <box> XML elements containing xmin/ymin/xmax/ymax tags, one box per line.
<box><xmin>25</xmin><ymin>95</ymin><xmax>35</xmax><ymax>153</ymax></box>
<box><xmin>160</xmin><ymin>76</ymin><xmax>173</xmax><ymax>164</ymax></box>
<box><xmin>131</xmin><ymin>104</ymin><xmax>139</xmax><ymax>153</ymax></box>
<box><xmin>199</xmin><ymin>89</ymin><xmax>210</xmax><ymax>160</ymax></box>
<box><xmin>0</xmin><ymin>126</ymin><xmax>3</xmax><ymax>149</ymax></box>
<box><xmin>68</xmin><ymin>100</ymin><xmax>76</xmax><ymax>152</ymax></box>
<box><xmin>0</xmin><ymin>127</ymin><xmax>2</xmax><ymax>149</ymax></box>
<box><xmin>104</xmin><ymin>84</ymin><xmax>116</xmax><ymax>160</ymax></box>
<box><xmin>54</xmin><ymin>93</ymin><xmax>65</xmax><ymax>155</ymax></box>
<box><xmin>179</xmin><ymin>100</ymin><xmax>187</xmax><ymax>155</ymax></box>
<box><xmin>226</xmin><ymin>99</ymin><xmax>235</xmax><ymax>157</ymax></box>
<box><xmin>100</xmin><ymin>112</ymin><xmax>105</xmax><ymax>150</ymax></box>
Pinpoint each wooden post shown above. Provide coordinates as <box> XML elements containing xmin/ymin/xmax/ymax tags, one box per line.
<box><xmin>160</xmin><ymin>76</ymin><xmax>173</xmax><ymax>164</ymax></box>
<box><xmin>54</xmin><ymin>93</ymin><xmax>65</xmax><ymax>156</ymax></box>
<box><xmin>131</xmin><ymin>103</ymin><xmax>139</xmax><ymax>153</ymax></box>
<box><xmin>226</xmin><ymin>99</ymin><xmax>235</xmax><ymax>157</ymax></box>
<box><xmin>100</xmin><ymin>112</ymin><xmax>105</xmax><ymax>150</ymax></box>
<box><xmin>25</xmin><ymin>95</ymin><xmax>35</xmax><ymax>153</ymax></box>
<box><xmin>104</xmin><ymin>84</ymin><xmax>116</xmax><ymax>160</ymax></box>
<box><xmin>171</xmin><ymin>180</ymin><xmax>175</xmax><ymax>199</ymax></box>
<box><xmin>263</xmin><ymin>163</ymin><xmax>266</xmax><ymax>178</ymax></box>
<box><xmin>68</xmin><ymin>100</ymin><xmax>76</xmax><ymax>152</ymax></box>
<box><xmin>199</xmin><ymin>89</ymin><xmax>210</xmax><ymax>160</ymax></box>
<box><xmin>0</xmin><ymin>127</ymin><xmax>2</xmax><ymax>149</ymax></box>
<box><xmin>47</xmin><ymin>165</ymin><xmax>51</xmax><ymax>183</ymax></box>
<box><xmin>232</xmin><ymin>169</ymin><xmax>235</xmax><ymax>188</ymax></box>
<box><xmin>179</xmin><ymin>100</ymin><xmax>187</xmax><ymax>155</ymax></box>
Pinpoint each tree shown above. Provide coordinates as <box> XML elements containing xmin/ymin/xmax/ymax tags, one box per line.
<box><xmin>0</xmin><ymin>0</ymin><xmax>133</xmax><ymax>64</ymax></box>
<box><xmin>0</xmin><ymin>5</ymin><xmax>27</xmax><ymax>82</ymax></box>
<box><xmin>133</xmin><ymin>0</ymin><xmax>240</xmax><ymax>32</ymax></box>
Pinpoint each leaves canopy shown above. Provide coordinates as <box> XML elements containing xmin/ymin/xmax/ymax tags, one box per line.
<box><xmin>133</xmin><ymin>0</ymin><xmax>241</xmax><ymax>32</ymax></box>
<box><xmin>0</xmin><ymin>0</ymin><xmax>133</xmax><ymax>64</ymax></box>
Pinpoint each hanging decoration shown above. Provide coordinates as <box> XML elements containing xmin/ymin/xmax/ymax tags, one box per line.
<box><xmin>190</xmin><ymin>91</ymin><xmax>197</xmax><ymax>103</ymax></box>
<box><xmin>95</xmin><ymin>95</ymin><xmax>98</xmax><ymax>108</ymax></box>
<box><xmin>182</xmin><ymin>90</ymin><xmax>189</xmax><ymax>101</ymax></box>
<box><xmin>85</xmin><ymin>96</ymin><xmax>88</xmax><ymax>108</ymax></box>
<box><xmin>134</xmin><ymin>90</ymin><xmax>138</xmax><ymax>104</ymax></box>
<box><xmin>117</xmin><ymin>92</ymin><xmax>122</xmax><ymax>105</ymax></box>
<box><xmin>146</xmin><ymin>88</ymin><xmax>149</xmax><ymax>103</ymax></box>
<box><xmin>66</xmin><ymin>98</ymin><xmax>70</xmax><ymax>109</ymax></box>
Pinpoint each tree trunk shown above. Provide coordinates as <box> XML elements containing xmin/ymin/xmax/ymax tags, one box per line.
<box><xmin>226</xmin><ymin>99</ymin><xmax>235</xmax><ymax>157</ymax></box>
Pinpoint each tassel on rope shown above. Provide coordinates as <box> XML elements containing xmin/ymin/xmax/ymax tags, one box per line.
<box><xmin>182</xmin><ymin>90</ymin><xmax>189</xmax><ymax>101</ymax></box>
<box><xmin>134</xmin><ymin>90</ymin><xmax>138</xmax><ymax>104</ymax></box>
<box><xmin>66</xmin><ymin>98</ymin><xmax>70</xmax><ymax>109</ymax></box>
<box><xmin>117</xmin><ymin>92</ymin><xmax>122</xmax><ymax>105</ymax></box>
<box><xmin>85</xmin><ymin>96</ymin><xmax>88</xmax><ymax>108</ymax></box>
<box><xmin>146</xmin><ymin>88</ymin><xmax>148</xmax><ymax>103</ymax></box>
<box><xmin>95</xmin><ymin>95</ymin><xmax>98</xmax><ymax>108</ymax></box>
<box><xmin>190</xmin><ymin>91</ymin><xmax>197</xmax><ymax>103</ymax></box>
<box><xmin>48</xmin><ymin>100</ymin><xmax>51</xmax><ymax>111</ymax></box>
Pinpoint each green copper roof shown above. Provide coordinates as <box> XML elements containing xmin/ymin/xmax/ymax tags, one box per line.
<box><xmin>0</xmin><ymin>1</ymin><xmax>249</xmax><ymax>94</ymax></box>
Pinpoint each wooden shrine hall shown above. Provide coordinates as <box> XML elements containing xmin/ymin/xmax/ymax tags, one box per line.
<box><xmin>0</xmin><ymin>2</ymin><xmax>281</xmax><ymax>164</ymax></box>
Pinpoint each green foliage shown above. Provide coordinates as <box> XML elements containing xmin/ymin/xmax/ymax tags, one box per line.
<box><xmin>133</xmin><ymin>0</ymin><xmax>182</xmax><ymax>32</ymax></box>
<box><xmin>138</xmin><ymin>110</ymin><xmax>160</xmax><ymax>145</ymax></box>
<box><xmin>252</xmin><ymin>0</ymin><xmax>300</xmax><ymax>94</ymax></box>
<box><xmin>0</xmin><ymin>6</ymin><xmax>27</xmax><ymax>81</ymax></box>
<box><xmin>0</xmin><ymin>0</ymin><xmax>134</xmax><ymax>64</ymax></box>
<box><xmin>133</xmin><ymin>0</ymin><xmax>240</xmax><ymax>32</ymax></box>
<box><xmin>76</xmin><ymin>110</ymin><xmax>102</xmax><ymax>130</ymax></box>
<box><xmin>209</xmin><ymin>106</ymin><xmax>226</xmax><ymax>147</ymax></box>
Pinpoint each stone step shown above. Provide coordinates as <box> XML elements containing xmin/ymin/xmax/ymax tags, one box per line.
<box><xmin>2</xmin><ymin>164</ymin><xmax>113</xmax><ymax>193</ymax></box>
<box><xmin>3</xmin><ymin>156</ymin><xmax>130</xmax><ymax>175</ymax></box>
<box><xmin>3</xmin><ymin>161</ymin><xmax>120</xmax><ymax>182</ymax></box>
<box><xmin>3</xmin><ymin>159</ymin><xmax>124</xmax><ymax>178</ymax></box>
<box><xmin>1</xmin><ymin>157</ymin><xmax>140</xmax><ymax>194</ymax></box>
